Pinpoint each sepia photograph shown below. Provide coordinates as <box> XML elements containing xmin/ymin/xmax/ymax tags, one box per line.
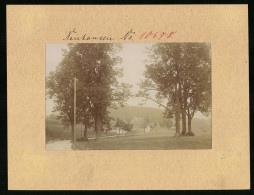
<box><xmin>46</xmin><ymin>43</ymin><xmax>212</xmax><ymax>150</ymax></box>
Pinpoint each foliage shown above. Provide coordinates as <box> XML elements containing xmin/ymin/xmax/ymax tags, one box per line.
<box><xmin>115</xmin><ymin>118</ymin><xmax>133</xmax><ymax>132</ymax></box>
<box><xmin>138</xmin><ymin>43</ymin><xmax>211</xmax><ymax>135</ymax></box>
<box><xmin>46</xmin><ymin>43</ymin><xmax>132</xmax><ymax>140</ymax></box>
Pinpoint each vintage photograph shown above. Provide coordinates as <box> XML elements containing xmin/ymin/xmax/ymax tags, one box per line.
<box><xmin>46</xmin><ymin>43</ymin><xmax>212</xmax><ymax>150</ymax></box>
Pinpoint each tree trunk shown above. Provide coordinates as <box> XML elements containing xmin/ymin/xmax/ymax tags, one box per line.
<box><xmin>71</xmin><ymin>125</ymin><xmax>74</xmax><ymax>141</ymax></box>
<box><xmin>84</xmin><ymin>125</ymin><xmax>88</xmax><ymax>141</ymax></box>
<box><xmin>181</xmin><ymin>85</ymin><xmax>187</xmax><ymax>135</ymax></box>
<box><xmin>187</xmin><ymin>115</ymin><xmax>195</xmax><ymax>136</ymax></box>
<box><xmin>181</xmin><ymin>111</ymin><xmax>187</xmax><ymax>135</ymax></box>
<box><xmin>188</xmin><ymin>116</ymin><xmax>191</xmax><ymax>132</ymax></box>
<box><xmin>174</xmin><ymin>85</ymin><xmax>181</xmax><ymax>136</ymax></box>
<box><xmin>96</xmin><ymin>114</ymin><xmax>102</xmax><ymax>140</ymax></box>
<box><xmin>94</xmin><ymin>116</ymin><xmax>97</xmax><ymax>133</ymax></box>
<box><xmin>175</xmin><ymin>112</ymin><xmax>180</xmax><ymax>136</ymax></box>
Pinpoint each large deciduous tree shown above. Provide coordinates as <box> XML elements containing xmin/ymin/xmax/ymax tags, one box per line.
<box><xmin>46</xmin><ymin>54</ymin><xmax>79</xmax><ymax>140</ymax></box>
<box><xmin>179</xmin><ymin>43</ymin><xmax>211</xmax><ymax>135</ymax></box>
<box><xmin>46</xmin><ymin>43</ymin><xmax>131</xmax><ymax>141</ymax></box>
<box><xmin>138</xmin><ymin>43</ymin><xmax>211</xmax><ymax>136</ymax></box>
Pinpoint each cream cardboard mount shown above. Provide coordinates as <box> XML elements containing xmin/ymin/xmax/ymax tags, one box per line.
<box><xmin>7</xmin><ymin>5</ymin><xmax>249</xmax><ymax>190</ymax></box>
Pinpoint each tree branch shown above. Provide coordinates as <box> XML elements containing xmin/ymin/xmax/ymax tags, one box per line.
<box><xmin>144</xmin><ymin>96</ymin><xmax>167</xmax><ymax>109</ymax></box>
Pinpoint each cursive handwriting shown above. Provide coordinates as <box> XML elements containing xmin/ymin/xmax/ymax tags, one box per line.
<box><xmin>120</xmin><ymin>29</ymin><xmax>135</xmax><ymax>40</ymax></box>
<box><xmin>63</xmin><ymin>28</ymin><xmax>176</xmax><ymax>41</ymax></box>
<box><xmin>63</xmin><ymin>28</ymin><xmax>115</xmax><ymax>41</ymax></box>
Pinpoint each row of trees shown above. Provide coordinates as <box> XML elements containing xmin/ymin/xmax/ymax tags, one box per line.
<box><xmin>46</xmin><ymin>43</ymin><xmax>131</xmax><ymax>141</ymax></box>
<box><xmin>115</xmin><ymin>118</ymin><xmax>134</xmax><ymax>132</ymax></box>
<box><xmin>138</xmin><ymin>43</ymin><xmax>211</xmax><ymax>136</ymax></box>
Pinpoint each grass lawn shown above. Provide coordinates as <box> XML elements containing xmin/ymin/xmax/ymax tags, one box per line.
<box><xmin>74</xmin><ymin>130</ymin><xmax>212</xmax><ymax>150</ymax></box>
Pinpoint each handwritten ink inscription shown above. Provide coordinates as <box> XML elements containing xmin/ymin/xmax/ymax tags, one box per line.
<box><xmin>120</xmin><ymin>29</ymin><xmax>136</xmax><ymax>40</ymax></box>
<box><xmin>63</xmin><ymin>28</ymin><xmax>177</xmax><ymax>41</ymax></box>
<box><xmin>63</xmin><ymin>28</ymin><xmax>115</xmax><ymax>41</ymax></box>
<box><xmin>139</xmin><ymin>31</ymin><xmax>176</xmax><ymax>40</ymax></box>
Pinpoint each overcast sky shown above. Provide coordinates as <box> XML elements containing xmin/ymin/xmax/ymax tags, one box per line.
<box><xmin>46</xmin><ymin>43</ymin><xmax>209</xmax><ymax>119</ymax></box>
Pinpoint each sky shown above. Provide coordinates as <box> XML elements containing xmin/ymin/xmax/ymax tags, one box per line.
<box><xmin>46</xmin><ymin>43</ymin><xmax>209</xmax><ymax>119</ymax></box>
<box><xmin>46</xmin><ymin>43</ymin><xmax>160</xmax><ymax>115</ymax></box>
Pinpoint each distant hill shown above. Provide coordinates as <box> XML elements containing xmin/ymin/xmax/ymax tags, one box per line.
<box><xmin>46</xmin><ymin>105</ymin><xmax>211</xmax><ymax>129</ymax></box>
<box><xmin>192</xmin><ymin>117</ymin><xmax>211</xmax><ymax>130</ymax></box>
<box><xmin>109</xmin><ymin>105</ymin><xmax>211</xmax><ymax>132</ymax></box>
<box><xmin>109</xmin><ymin>106</ymin><xmax>165</xmax><ymax>123</ymax></box>
<box><xmin>46</xmin><ymin>106</ymin><xmax>211</xmax><ymax>140</ymax></box>
<box><xmin>191</xmin><ymin>117</ymin><xmax>212</xmax><ymax>135</ymax></box>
